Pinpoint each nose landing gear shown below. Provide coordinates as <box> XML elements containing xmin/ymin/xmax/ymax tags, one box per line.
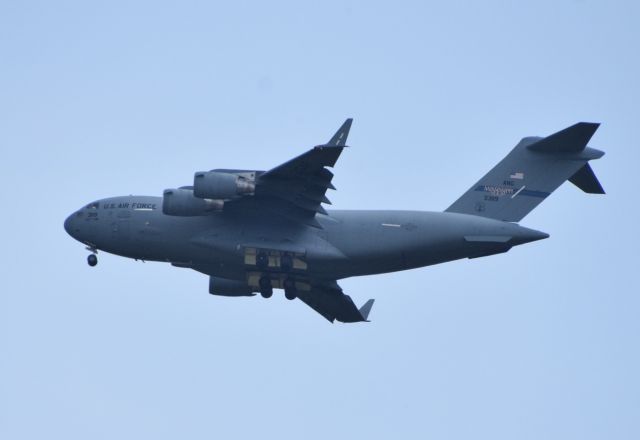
<box><xmin>86</xmin><ymin>245</ymin><xmax>98</xmax><ymax>267</ymax></box>
<box><xmin>87</xmin><ymin>254</ymin><xmax>98</xmax><ymax>267</ymax></box>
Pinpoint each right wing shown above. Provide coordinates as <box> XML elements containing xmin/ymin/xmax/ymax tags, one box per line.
<box><xmin>224</xmin><ymin>119</ymin><xmax>352</xmax><ymax>228</ymax></box>
<box><xmin>296</xmin><ymin>280</ymin><xmax>374</xmax><ymax>323</ymax></box>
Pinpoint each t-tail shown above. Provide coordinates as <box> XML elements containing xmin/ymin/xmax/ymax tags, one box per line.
<box><xmin>446</xmin><ymin>122</ymin><xmax>605</xmax><ymax>222</ymax></box>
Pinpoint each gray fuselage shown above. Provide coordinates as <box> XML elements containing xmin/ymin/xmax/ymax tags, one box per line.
<box><xmin>64</xmin><ymin>195</ymin><xmax>548</xmax><ymax>281</ymax></box>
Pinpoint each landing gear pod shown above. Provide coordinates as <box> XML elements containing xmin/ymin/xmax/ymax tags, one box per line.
<box><xmin>208</xmin><ymin>276</ymin><xmax>254</xmax><ymax>297</ymax></box>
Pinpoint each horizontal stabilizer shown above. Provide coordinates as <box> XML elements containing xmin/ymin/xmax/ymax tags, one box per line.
<box><xmin>569</xmin><ymin>163</ymin><xmax>605</xmax><ymax>194</ymax></box>
<box><xmin>527</xmin><ymin>122</ymin><xmax>599</xmax><ymax>153</ymax></box>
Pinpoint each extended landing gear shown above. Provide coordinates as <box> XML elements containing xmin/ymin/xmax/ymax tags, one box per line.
<box><xmin>256</xmin><ymin>252</ymin><xmax>269</xmax><ymax>269</ymax></box>
<box><xmin>259</xmin><ymin>276</ymin><xmax>273</xmax><ymax>299</ymax></box>
<box><xmin>258</xmin><ymin>276</ymin><xmax>296</xmax><ymax>300</ymax></box>
<box><xmin>283</xmin><ymin>278</ymin><xmax>297</xmax><ymax>300</ymax></box>
<box><xmin>86</xmin><ymin>245</ymin><xmax>98</xmax><ymax>267</ymax></box>
<box><xmin>280</xmin><ymin>253</ymin><xmax>293</xmax><ymax>272</ymax></box>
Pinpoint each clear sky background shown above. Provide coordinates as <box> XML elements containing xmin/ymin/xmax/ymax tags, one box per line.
<box><xmin>1</xmin><ymin>1</ymin><xmax>638</xmax><ymax>439</ymax></box>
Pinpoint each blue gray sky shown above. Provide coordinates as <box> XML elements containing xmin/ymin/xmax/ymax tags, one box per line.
<box><xmin>1</xmin><ymin>1</ymin><xmax>639</xmax><ymax>439</ymax></box>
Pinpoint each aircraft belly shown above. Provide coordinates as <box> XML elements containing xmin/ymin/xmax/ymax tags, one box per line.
<box><xmin>89</xmin><ymin>203</ymin><xmax>531</xmax><ymax>283</ymax></box>
<box><xmin>339</xmin><ymin>233</ymin><xmax>464</xmax><ymax>277</ymax></box>
<box><xmin>322</xmin><ymin>211</ymin><xmax>490</xmax><ymax>277</ymax></box>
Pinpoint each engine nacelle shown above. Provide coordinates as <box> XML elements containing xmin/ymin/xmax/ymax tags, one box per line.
<box><xmin>193</xmin><ymin>171</ymin><xmax>255</xmax><ymax>200</ymax></box>
<box><xmin>209</xmin><ymin>276</ymin><xmax>254</xmax><ymax>297</ymax></box>
<box><xmin>162</xmin><ymin>188</ymin><xmax>223</xmax><ymax>216</ymax></box>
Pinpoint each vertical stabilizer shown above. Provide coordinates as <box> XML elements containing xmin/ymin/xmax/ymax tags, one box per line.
<box><xmin>446</xmin><ymin>123</ymin><xmax>605</xmax><ymax>222</ymax></box>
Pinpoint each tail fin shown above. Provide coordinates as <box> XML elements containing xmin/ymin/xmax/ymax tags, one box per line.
<box><xmin>446</xmin><ymin>123</ymin><xmax>605</xmax><ymax>222</ymax></box>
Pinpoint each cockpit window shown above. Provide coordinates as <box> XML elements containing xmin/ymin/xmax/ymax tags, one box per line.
<box><xmin>86</xmin><ymin>202</ymin><xmax>100</xmax><ymax>209</ymax></box>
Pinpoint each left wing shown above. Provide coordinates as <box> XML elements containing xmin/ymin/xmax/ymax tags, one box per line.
<box><xmin>296</xmin><ymin>280</ymin><xmax>374</xmax><ymax>323</ymax></box>
<box><xmin>225</xmin><ymin>119</ymin><xmax>352</xmax><ymax>227</ymax></box>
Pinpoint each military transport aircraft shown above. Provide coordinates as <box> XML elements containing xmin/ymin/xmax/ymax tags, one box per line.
<box><xmin>64</xmin><ymin>119</ymin><xmax>605</xmax><ymax>323</ymax></box>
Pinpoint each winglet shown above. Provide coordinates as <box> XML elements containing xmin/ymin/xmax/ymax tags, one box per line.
<box><xmin>327</xmin><ymin>118</ymin><xmax>353</xmax><ymax>147</ymax></box>
<box><xmin>358</xmin><ymin>299</ymin><xmax>375</xmax><ymax>321</ymax></box>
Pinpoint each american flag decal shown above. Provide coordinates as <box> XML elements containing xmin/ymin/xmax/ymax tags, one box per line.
<box><xmin>510</xmin><ymin>172</ymin><xmax>524</xmax><ymax>180</ymax></box>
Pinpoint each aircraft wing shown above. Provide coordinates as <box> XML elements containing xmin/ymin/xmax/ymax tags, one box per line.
<box><xmin>296</xmin><ymin>280</ymin><xmax>374</xmax><ymax>323</ymax></box>
<box><xmin>225</xmin><ymin>119</ymin><xmax>352</xmax><ymax>228</ymax></box>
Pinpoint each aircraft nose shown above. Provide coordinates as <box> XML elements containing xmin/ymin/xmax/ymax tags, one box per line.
<box><xmin>64</xmin><ymin>214</ymin><xmax>72</xmax><ymax>235</ymax></box>
<box><xmin>64</xmin><ymin>213</ymin><xmax>77</xmax><ymax>239</ymax></box>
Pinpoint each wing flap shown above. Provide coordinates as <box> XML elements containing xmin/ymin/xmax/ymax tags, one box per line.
<box><xmin>296</xmin><ymin>281</ymin><xmax>374</xmax><ymax>323</ymax></box>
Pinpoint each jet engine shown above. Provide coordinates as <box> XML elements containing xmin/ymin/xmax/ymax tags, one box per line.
<box><xmin>209</xmin><ymin>276</ymin><xmax>254</xmax><ymax>297</ymax></box>
<box><xmin>193</xmin><ymin>171</ymin><xmax>255</xmax><ymax>200</ymax></box>
<box><xmin>162</xmin><ymin>188</ymin><xmax>224</xmax><ymax>216</ymax></box>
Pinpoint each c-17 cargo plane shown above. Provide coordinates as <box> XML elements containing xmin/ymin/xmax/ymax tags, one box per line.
<box><xmin>64</xmin><ymin>119</ymin><xmax>605</xmax><ymax>323</ymax></box>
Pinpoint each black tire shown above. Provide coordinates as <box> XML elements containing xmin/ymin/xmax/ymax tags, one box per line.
<box><xmin>261</xmin><ymin>288</ymin><xmax>273</xmax><ymax>299</ymax></box>
<box><xmin>284</xmin><ymin>289</ymin><xmax>296</xmax><ymax>300</ymax></box>
<box><xmin>87</xmin><ymin>254</ymin><xmax>98</xmax><ymax>267</ymax></box>
<box><xmin>259</xmin><ymin>276</ymin><xmax>272</xmax><ymax>298</ymax></box>
<box><xmin>283</xmin><ymin>278</ymin><xmax>296</xmax><ymax>300</ymax></box>
<box><xmin>259</xmin><ymin>275</ymin><xmax>271</xmax><ymax>289</ymax></box>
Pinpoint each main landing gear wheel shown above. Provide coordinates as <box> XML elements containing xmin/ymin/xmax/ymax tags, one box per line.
<box><xmin>87</xmin><ymin>254</ymin><xmax>98</xmax><ymax>267</ymax></box>
<box><xmin>259</xmin><ymin>276</ymin><xmax>273</xmax><ymax>299</ymax></box>
<box><xmin>283</xmin><ymin>278</ymin><xmax>297</xmax><ymax>300</ymax></box>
